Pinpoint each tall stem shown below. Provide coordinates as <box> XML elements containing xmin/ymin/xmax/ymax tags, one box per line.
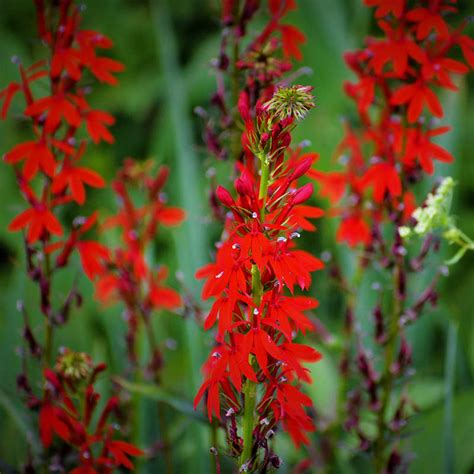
<box><xmin>259</xmin><ymin>157</ymin><xmax>270</xmax><ymax>219</ymax></box>
<box><xmin>239</xmin><ymin>151</ymin><xmax>270</xmax><ymax>470</ymax></box>
<box><xmin>374</xmin><ymin>260</ymin><xmax>403</xmax><ymax>471</ymax></box>
<box><xmin>240</xmin><ymin>363</ymin><xmax>257</xmax><ymax>467</ymax></box>
<box><xmin>42</xmin><ymin>237</ymin><xmax>53</xmax><ymax>367</ymax></box>
<box><xmin>239</xmin><ymin>265</ymin><xmax>262</xmax><ymax>469</ymax></box>
<box><xmin>230</xmin><ymin>1</ymin><xmax>242</xmax><ymax>163</ymax></box>
<box><xmin>140</xmin><ymin>305</ymin><xmax>173</xmax><ymax>474</ymax></box>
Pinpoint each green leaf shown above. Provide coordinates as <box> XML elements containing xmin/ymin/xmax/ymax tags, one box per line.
<box><xmin>0</xmin><ymin>388</ymin><xmax>41</xmax><ymax>455</ymax></box>
<box><xmin>114</xmin><ymin>377</ymin><xmax>207</xmax><ymax>423</ymax></box>
<box><xmin>150</xmin><ymin>0</ymin><xmax>211</xmax><ymax>471</ymax></box>
<box><xmin>407</xmin><ymin>377</ymin><xmax>445</xmax><ymax>411</ymax></box>
<box><xmin>443</xmin><ymin>322</ymin><xmax>458</xmax><ymax>474</ymax></box>
<box><xmin>408</xmin><ymin>390</ymin><xmax>474</xmax><ymax>474</ymax></box>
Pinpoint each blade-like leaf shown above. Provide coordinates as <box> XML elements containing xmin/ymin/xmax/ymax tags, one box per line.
<box><xmin>114</xmin><ymin>377</ymin><xmax>207</xmax><ymax>423</ymax></box>
<box><xmin>0</xmin><ymin>388</ymin><xmax>41</xmax><ymax>455</ymax></box>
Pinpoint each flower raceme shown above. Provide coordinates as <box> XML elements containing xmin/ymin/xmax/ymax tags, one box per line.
<box><xmin>308</xmin><ymin>2</ymin><xmax>473</xmax><ymax>472</ymax></box>
<box><xmin>311</xmin><ymin>0</ymin><xmax>473</xmax><ymax>248</ymax></box>
<box><xmin>0</xmin><ymin>0</ymin><xmax>124</xmax><ymax>365</ymax></box>
<box><xmin>199</xmin><ymin>0</ymin><xmax>308</xmax><ymax>165</ymax></box>
<box><xmin>0</xmin><ymin>1</ymin><xmax>144</xmax><ymax>470</ymax></box>
<box><xmin>194</xmin><ymin>86</ymin><xmax>323</xmax><ymax>467</ymax></box>
<box><xmin>1</xmin><ymin>0</ymin><xmax>123</xmax><ymax>251</ymax></box>
<box><xmin>88</xmin><ymin>159</ymin><xmax>185</xmax><ymax>370</ymax></box>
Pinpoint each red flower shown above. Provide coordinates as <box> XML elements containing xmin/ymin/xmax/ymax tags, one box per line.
<box><xmin>84</xmin><ymin>54</ymin><xmax>125</xmax><ymax>86</ymax></box>
<box><xmin>403</xmin><ymin>126</ymin><xmax>454</xmax><ymax>174</ymax></box>
<box><xmin>39</xmin><ymin>401</ymin><xmax>71</xmax><ymax>447</ymax></box>
<box><xmin>364</xmin><ymin>0</ymin><xmax>405</xmax><ymax>18</ymax></box>
<box><xmin>391</xmin><ymin>81</ymin><xmax>443</xmax><ymax>122</ymax></box>
<box><xmin>368</xmin><ymin>21</ymin><xmax>424</xmax><ymax>76</ymax></box>
<box><xmin>336</xmin><ymin>215</ymin><xmax>371</xmax><ymax>247</ymax></box>
<box><xmin>362</xmin><ymin>162</ymin><xmax>402</xmax><ymax>203</ymax></box>
<box><xmin>4</xmin><ymin>139</ymin><xmax>55</xmax><ymax>180</ymax></box>
<box><xmin>154</xmin><ymin>206</ymin><xmax>186</xmax><ymax>226</ymax></box>
<box><xmin>279</xmin><ymin>25</ymin><xmax>306</xmax><ymax>60</ymax></box>
<box><xmin>84</xmin><ymin>109</ymin><xmax>116</xmax><ymax>144</ymax></box>
<box><xmin>77</xmin><ymin>241</ymin><xmax>110</xmax><ymax>279</ymax></box>
<box><xmin>51</xmin><ymin>47</ymin><xmax>82</xmax><ymax>80</ymax></box>
<box><xmin>107</xmin><ymin>440</ymin><xmax>144</xmax><ymax>470</ymax></box>
<box><xmin>25</xmin><ymin>93</ymin><xmax>81</xmax><ymax>132</ymax></box>
<box><xmin>52</xmin><ymin>161</ymin><xmax>105</xmax><ymax>205</ymax></box>
<box><xmin>9</xmin><ymin>204</ymin><xmax>63</xmax><ymax>243</ymax></box>
<box><xmin>406</xmin><ymin>6</ymin><xmax>453</xmax><ymax>40</ymax></box>
<box><xmin>148</xmin><ymin>267</ymin><xmax>182</xmax><ymax>310</ymax></box>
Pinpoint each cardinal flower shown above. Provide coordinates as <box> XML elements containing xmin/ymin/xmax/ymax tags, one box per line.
<box><xmin>9</xmin><ymin>203</ymin><xmax>63</xmax><ymax>243</ymax></box>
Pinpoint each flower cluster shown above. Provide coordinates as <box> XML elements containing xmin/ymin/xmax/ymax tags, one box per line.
<box><xmin>91</xmin><ymin>159</ymin><xmax>185</xmax><ymax>373</ymax></box>
<box><xmin>1</xmin><ymin>0</ymin><xmax>124</xmax><ymax>352</ymax></box>
<box><xmin>34</xmin><ymin>349</ymin><xmax>142</xmax><ymax>473</ymax></box>
<box><xmin>194</xmin><ymin>83</ymin><xmax>323</xmax><ymax>470</ymax></box>
<box><xmin>3</xmin><ymin>0</ymin><xmax>124</xmax><ymax>240</ymax></box>
<box><xmin>0</xmin><ymin>1</ymin><xmax>144</xmax><ymax>471</ymax></box>
<box><xmin>198</xmin><ymin>0</ymin><xmax>308</xmax><ymax>168</ymax></box>
<box><xmin>312</xmin><ymin>0</ymin><xmax>473</xmax><ymax>248</ymax></box>
<box><xmin>195</xmin><ymin>2</ymin><xmax>325</xmax><ymax>470</ymax></box>
<box><xmin>309</xmin><ymin>2</ymin><xmax>473</xmax><ymax>472</ymax></box>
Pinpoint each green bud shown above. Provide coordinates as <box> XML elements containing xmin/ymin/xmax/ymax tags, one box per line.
<box><xmin>262</xmin><ymin>85</ymin><xmax>316</xmax><ymax>121</ymax></box>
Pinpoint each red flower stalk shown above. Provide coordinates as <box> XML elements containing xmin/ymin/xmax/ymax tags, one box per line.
<box><xmin>83</xmin><ymin>159</ymin><xmax>185</xmax><ymax>473</ymax></box>
<box><xmin>194</xmin><ymin>83</ymin><xmax>323</xmax><ymax>470</ymax></box>
<box><xmin>1</xmin><ymin>0</ymin><xmax>123</xmax><ymax>364</ymax></box>
<box><xmin>0</xmin><ymin>1</ymin><xmax>140</xmax><ymax>471</ymax></box>
<box><xmin>312</xmin><ymin>0</ymin><xmax>471</xmax><ymax>249</ymax></box>
<box><xmin>310</xmin><ymin>1</ymin><xmax>472</xmax><ymax>471</ymax></box>
<box><xmin>195</xmin><ymin>2</ymin><xmax>324</xmax><ymax>469</ymax></box>
<box><xmin>35</xmin><ymin>349</ymin><xmax>143</xmax><ymax>472</ymax></box>
<box><xmin>90</xmin><ymin>159</ymin><xmax>185</xmax><ymax>374</ymax></box>
<box><xmin>198</xmin><ymin>0</ymin><xmax>308</xmax><ymax>172</ymax></box>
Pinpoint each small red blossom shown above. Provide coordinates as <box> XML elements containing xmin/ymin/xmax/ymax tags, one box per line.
<box><xmin>362</xmin><ymin>162</ymin><xmax>402</xmax><ymax>203</ymax></box>
<box><xmin>403</xmin><ymin>126</ymin><xmax>454</xmax><ymax>174</ymax></box>
<box><xmin>364</xmin><ymin>0</ymin><xmax>405</xmax><ymax>18</ymax></box>
<box><xmin>336</xmin><ymin>215</ymin><xmax>371</xmax><ymax>247</ymax></box>
<box><xmin>52</xmin><ymin>161</ymin><xmax>105</xmax><ymax>205</ymax></box>
<box><xmin>4</xmin><ymin>139</ymin><xmax>55</xmax><ymax>180</ymax></box>
<box><xmin>25</xmin><ymin>93</ymin><xmax>81</xmax><ymax>132</ymax></box>
<box><xmin>391</xmin><ymin>81</ymin><xmax>443</xmax><ymax>122</ymax></box>
<box><xmin>84</xmin><ymin>109</ymin><xmax>116</xmax><ymax>144</ymax></box>
<box><xmin>9</xmin><ymin>204</ymin><xmax>63</xmax><ymax>243</ymax></box>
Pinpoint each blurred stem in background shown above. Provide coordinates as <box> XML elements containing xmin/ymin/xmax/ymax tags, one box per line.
<box><xmin>151</xmin><ymin>0</ymin><xmax>210</xmax><ymax>472</ymax></box>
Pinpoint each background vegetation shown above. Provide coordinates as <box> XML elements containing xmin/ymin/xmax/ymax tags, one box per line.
<box><xmin>0</xmin><ymin>0</ymin><xmax>472</xmax><ymax>472</ymax></box>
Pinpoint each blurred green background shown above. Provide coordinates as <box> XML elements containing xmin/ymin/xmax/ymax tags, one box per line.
<box><xmin>0</xmin><ymin>0</ymin><xmax>473</xmax><ymax>472</ymax></box>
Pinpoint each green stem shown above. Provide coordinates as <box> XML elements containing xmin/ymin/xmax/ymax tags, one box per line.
<box><xmin>239</xmin><ymin>146</ymin><xmax>270</xmax><ymax>469</ymax></box>
<box><xmin>210</xmin><ymin>421</ymin><xmax>218</xmax><ymax>474</ymax></box>
<box><xmin>230</xmin><ymin>1</ymin><xmax>241</xmax><ymax>163</ymax></box>
<box><xmin>443</xmin><ymin>322</ymin><xmax>457</xmax><ymax>474</ymax></box>
<box><xmin>258</xmin><ymin>154</ymin><xmax>270</xmax><ymax>220</ymax></box>
<box><xmin>141</xmin><ymin>307</ymin><xmax>173</xmax><ymax>474</ymax></box>
<box><xmin>43</xmin><ymin>240</ymin><xmax>53</xmax><ymax>367</ymax></box>
<box><xmin>44</xmin><ymin>320</ymin><xmax>53</xmax><ymax>368</ymax></box>
<box><xmin>374</xmin><ymin>262</ymin><xmax>402</xmax><ymax>472</ymax></box>
<box><xmin>240</xmin><ymin>373</ymin><xmax>257</xmax><ymax>468</ymax></box>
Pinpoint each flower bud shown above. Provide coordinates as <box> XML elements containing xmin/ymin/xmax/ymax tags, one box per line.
<box><xmin>216</xmin><ymin>185</ymin><xmax>235</xmax><ymax>208</ymax></box>
<box><xmin>292</xmin><ymin>183</ymin><xmax>313</xmax><ymax>205</ymax></box>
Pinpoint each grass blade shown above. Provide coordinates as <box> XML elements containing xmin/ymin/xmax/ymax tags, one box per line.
<box><xmin>0</xmin><ymin>388</ymin><xmax>41</xmax><ymax>456</ymax></box>
<box><xmin>115</xmin><ymin>377</ymin><xmax>207</xmax><ymax>423</ymax></box>
<box><xmin>443</xmin><ymin>321</ymin><xmax>458</xmax><ymax>474</ymax></box>
<box><xmin>150</xmin><ymin>0</ymin><xmax>210</xmax><ymax>471</ymax></box>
